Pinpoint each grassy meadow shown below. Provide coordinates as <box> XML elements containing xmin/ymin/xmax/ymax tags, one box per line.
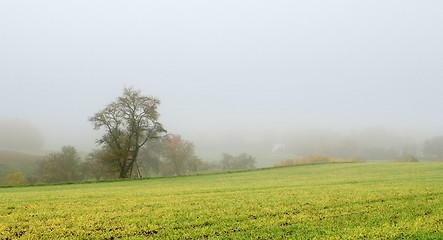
<box><xmin>0</xmin><ymin>163</ymin><xmax>442</xmax><ymax>239</ymax></box>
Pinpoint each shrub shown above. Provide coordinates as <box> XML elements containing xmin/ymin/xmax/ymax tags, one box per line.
<box><xmin>390</xmin><ymin>155</ymin><xmax>419</xmax><ymax>162</ymax></box>
<box><xmin>2</xmin><ymin>171</ymin><xmax>28</xmax><ymax>186</ymax></box>
<box><xmin>274</xmin><ymin>155</ymin><xmax>365</xmax><ymax>167</ymax></box>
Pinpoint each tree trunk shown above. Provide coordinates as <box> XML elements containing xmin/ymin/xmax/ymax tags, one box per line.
<box><xmin>120</xmin><ymin>162</ymin><xmax>129</xmax><ymax>178</ymax></box>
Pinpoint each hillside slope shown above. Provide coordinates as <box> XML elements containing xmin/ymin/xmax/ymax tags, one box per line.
<box><xmin>0</xmin><ymin>149</ymin><xmax>42</xmax><ymax>182</ymax></box>
<box><xmin>0</xmin><ymin>149</ymin><xmax>41</xmax><ymax>164</ymax></box>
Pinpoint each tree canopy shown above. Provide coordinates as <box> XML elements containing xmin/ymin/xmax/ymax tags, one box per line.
<box><xmin>138</xmin><ymin>134</ymin><xmax>205</xmax><ymax>177</ymax></box>
<box><xmin>36</xmin><ymin>146</ymin><xmax>81</xmax><ymax>183</ymax></box>
<box><xmin>89</xmin><ymin>87</ymin><xmax>166</xmax><ymax>178</ymax></box>
<box><xmin>221</xmin><ymin>153</ymin><xmax>256</xmax><ymax>170</ymax></box>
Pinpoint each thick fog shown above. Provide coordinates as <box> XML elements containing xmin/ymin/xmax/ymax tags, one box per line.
<box><xmin>1</xmin><ymin>1</ymin><xmax>442</xmax><ymax>165</ymax></box>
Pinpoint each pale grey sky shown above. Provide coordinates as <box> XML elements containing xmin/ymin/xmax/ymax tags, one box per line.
<box><xmin>1</xmin><ymin>0</ymin><xmax>442</xmax><ymax>152</ymax></box>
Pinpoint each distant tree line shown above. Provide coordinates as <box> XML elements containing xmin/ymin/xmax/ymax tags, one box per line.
<box><xmin>268</xmin><ymin>128</ymin><xmax>443</xmax><ymax>162</ymax></box>
<box><xmin>2</xmin><ymin>87</ymin><xmax>256</xmax><ymax>185</ymax></box>
<box><xmin>4</xmin><ymin>87</ymin><xmax>443</xmax><ymax>185</ymax></box>
<box><xmin>14</xmin><ymin>142</ymin><xmax>254</xmax><ymax>184</ymax></box>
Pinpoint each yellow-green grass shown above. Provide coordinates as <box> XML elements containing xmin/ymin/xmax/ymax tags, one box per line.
<box><xmin>1</xmin><ymin>163</ymin><xmax>441</xmax><ymax>239</ymax></box>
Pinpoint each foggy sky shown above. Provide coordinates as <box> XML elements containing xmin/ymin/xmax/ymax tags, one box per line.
<box><xmin>1</xmin><ymin>1</ymin><xmax>442</xmax><ymax>153</ymax></box>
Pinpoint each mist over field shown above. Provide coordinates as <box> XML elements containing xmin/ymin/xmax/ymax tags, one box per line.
<box><xmin>0</xmin><ymin>2</ymin><xmax>442</xmax><ymax>239</ymax></box>
<box><xmin>1</xmin><ymin>0</ymin><xmax>442</xmax><ymax>167</ymax></box>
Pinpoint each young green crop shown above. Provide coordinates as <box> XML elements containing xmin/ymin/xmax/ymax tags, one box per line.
<box><xmin>1</xmin><ymin>163</ymin><xmax>442</xmax><ymax>239</ymax></box>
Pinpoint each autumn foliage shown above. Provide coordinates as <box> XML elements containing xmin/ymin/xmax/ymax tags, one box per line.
<box><xmin>2</xmin><ymin>171</ymin><xmax>27</xmax><ymax>186</ymax></box>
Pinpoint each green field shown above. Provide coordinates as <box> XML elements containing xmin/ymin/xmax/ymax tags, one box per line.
<box><xmin>1</xmin><ymin>163</ymin><xmax>441</xmax><ymax>239</ymax></box>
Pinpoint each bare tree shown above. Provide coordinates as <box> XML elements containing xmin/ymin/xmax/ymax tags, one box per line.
<box><xmin>89</xmin><ymin>87</ymin><xmax>166</xmax><ymax>178</ymax></box>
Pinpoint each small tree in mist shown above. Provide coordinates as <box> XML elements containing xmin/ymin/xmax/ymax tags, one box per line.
<box><xmin>221</xmin><ymin>153</ymin><xmax>256</xmax><ymax>170</ymax></box>
<box><xmin>36</xmin><ymin>146</ymin><xmax>81</xmax><ymax>183</ymax></box>
<box><xmin>161</xmin><ymin>134</ymin><xmax>201</xmax><ymax>176</ymax></box>
<box><xmin>89</xmin><ymin>87</ymin><xmax>166</xmax><ymax>178</ymax></box>
<box><xmin>138</xmin><ymin>134</ymin><xmax>206</xmax><ymax>177</ymax></box>
<box><xmin>138</xmin><ymin>138</ymin><xmax>165</xmax><ymax>177</ymax></box>
<box><xmin>80</xmin><ymin>149</ymin><xmax>119</xmax><ymax>180</ymax></box>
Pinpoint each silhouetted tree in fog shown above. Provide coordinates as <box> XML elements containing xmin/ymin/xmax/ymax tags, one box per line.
<box><xmin>80</xmin><ymin>149</ymin><xmax>119</xmax><ymax>180</ymax></box>
<box><xmin>138</xmin><ymin>138</ymin><xmax>164</xmax><ymax>177</ymax></box>
<box><xmin>138</xmin><ymin>134</ymin><xmax>207</xmax><ymax>177</ymax></box>
<box><xmin>89</xmin><ymin>87</ymin><xmax>166</xmax><ymax>178</ymax></box>
<box><xmin>221</xmin><ymin>153</ymin><xmax>256</xmax><ymax>170</ymax></box>
<box><xmin>161</xmin><ymin>135</ymin><xmax>190</xmax><ymax>175</ymax></box>
<box><xmin>36</xmin><ymin>146</ymin><xmax>81</xmax><ymax>183</ymax></box>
